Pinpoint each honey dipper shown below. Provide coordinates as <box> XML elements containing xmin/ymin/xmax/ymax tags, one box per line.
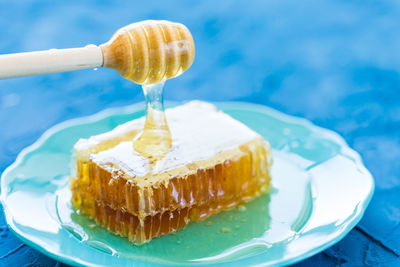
<box><xmin>0</xmin><ymin>20</ymin><xmax>195</xmax><ymax>84</ymax></box>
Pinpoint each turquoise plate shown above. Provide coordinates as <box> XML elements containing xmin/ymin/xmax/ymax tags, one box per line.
<box><xmin>1</xmin><ymin>102</ymin><xmax>374</xmax><ymax>266</ymax></box>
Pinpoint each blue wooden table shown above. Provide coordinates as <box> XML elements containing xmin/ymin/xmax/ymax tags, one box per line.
<box><xmin>1</xmin><ymin>1</ymin><xmax>399</xmax><ymax>266</ymax></box>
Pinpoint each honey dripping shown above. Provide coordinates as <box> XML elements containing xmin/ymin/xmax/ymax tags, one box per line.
<box><xmin>107</xmin><ymin>20</ymin><xmax>194</xmax><ymax>170</ymax></box>
<box><xmin>133</xmin><ymin>81</ymin><xmax>172</xmax><ymax>164</ymax></box>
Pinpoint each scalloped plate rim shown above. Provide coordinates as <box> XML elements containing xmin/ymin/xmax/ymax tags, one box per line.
<box><xmin>0</xmin><ymin>101</ymin><xmax>375</xmax><ymax>266</ymax></box>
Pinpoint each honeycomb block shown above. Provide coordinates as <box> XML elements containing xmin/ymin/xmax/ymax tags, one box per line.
<box><xmin>70</xmin><ymin>101</ymin><xmax>273</xmax><ymax>244</ymax></box>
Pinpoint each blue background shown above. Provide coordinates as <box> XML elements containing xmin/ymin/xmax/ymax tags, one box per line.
<box><xmin>1</xmin><ymin>0</ymin><xmax>399</xmax><ymax>266</ymax></box>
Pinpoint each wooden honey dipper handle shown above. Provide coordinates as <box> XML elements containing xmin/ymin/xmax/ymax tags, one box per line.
<box><xmin>0</xmin><ymin>20</ymin><xmax>195</xmax><ymax>84</ymax></box>
<box><xmin>0</xmin><ymin>45</ymin><xmax>102</xmax><ymax>79</ymax></box>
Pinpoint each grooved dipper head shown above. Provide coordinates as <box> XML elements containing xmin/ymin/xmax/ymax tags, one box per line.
<box><xmin>101</xmin><ymin>20</ymin><xmax>195</xmax><ymax>84</ymax></box>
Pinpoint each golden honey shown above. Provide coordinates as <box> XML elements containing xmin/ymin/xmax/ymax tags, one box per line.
<box><xmin>133</xmin><ymin>82</ymin><xmax>172</xmax><ymax>160</ymax></box>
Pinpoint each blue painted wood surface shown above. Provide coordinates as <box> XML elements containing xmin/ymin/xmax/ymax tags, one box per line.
<box><xmin>0</xmin><ymin>0</ymin><xmax>399</xmax><ymax>266</ymax></box>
